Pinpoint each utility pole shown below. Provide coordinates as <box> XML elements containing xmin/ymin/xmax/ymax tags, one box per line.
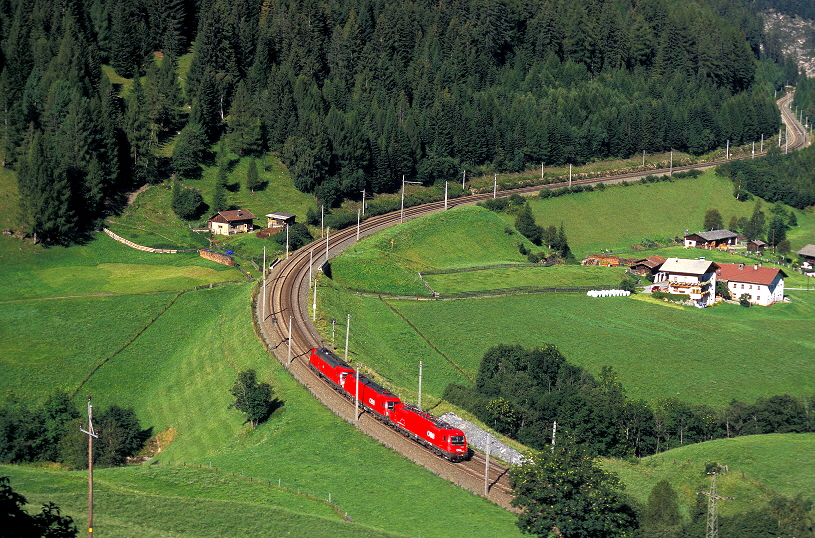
<box><xmin>309</xmin><ymin>249</ymin><xmax>313</xmax><ymax>285</ymax></box>
<box><xmin>287</xmin><ymin>315</ymin><xmax>293</xmax><ymax>364</ymax></box>
<box><xmin>726</xmin><ymin>139</ymin><xmax>729</xmax><ymax>160</ymax></box>
<box><xmin>569</xmin><ymin>164</ymin><xmax>572</xmax><ymax>187</ymax></box>
<box><xmin>355</xmin><ymin>366</ymin><xmax>360</xmax><ymax>421</ymax></box>
<box><xmin>444</xmin><ymin>181</ymin><xmax>448</xmax><ymax>210</ymax></box>
<box><xmin>312</xmin><ymin>278</ymin><xmax>318</xmax><ymax>321</ymax></box>
<box><xmin>698</xmin><ymin>471</ymin><xmax>734</xmax><ymax>538</ymax></box>
<box><xmin>325</xmin><ymin>227</ymin><xmax>330</xmax><ymax>263</ymax></box>
<box><xmin>263</xmin><ymin>247</ymin><xmax>267</xmax><ymax>320</ymax></box>
<box><xmin>321</xmin><ymin>205</ymin><xmax>324</xmax><ymax>237</ymax></box>
<box><xmin>417</xmin><ymin>361</ymin><xmax>423</xmax><ymax>408</ymax></box>
<box><xmin>356</xmin><ymin>208</ymin><xmax>360</xmax><ymax>241</ymax></box>
<box><xmin>484</xmin><ymin>434</ymin><xmax>491</xmax><ymax>496</ymax></box>
<box><xmin>285</xmin><ymin>224</ymin><xmax>289</xmax><ymax>259</ymax></box>
<box><xmin>344</xmin><ymin>314</ymin><xmax>351</xmax><ymax>361</ymax></box>
<box><xmin>80</xmin><ymin>397</ymin><xmax>98</xmax><ymax>538</ymax></box>
<box><xmin>360</xmin><ymin>189</ymin><xmax>366</xmax><ymax>215</ymax></box>
<box><xmin>670</xmin><ymin>150</ymin><xmax>673</xmax><ymax>176</ymax></box>
<box><xmin>493</xmin><ymin>173</ymin><xmax>497</xmax><ymax>198</ymax></box>
<box><xmin>751</xmin><ymin>141</ymin><xmax>754</xmax><ymax>159</ymax></box>
<box><xmin>642</xmin><ymin>150</ymin><xmax>645</xmax><ymax>167</ymax></box>
<box><xmin>761</xmin><ymin>133</ymin><xmax>764</xmax><ymax>153</ymax></box>
<box><xmin>401</xmin><ymin>176</ymin><xmax>421</xmax><ymax>223</ymax></box>
<box><xmin>462</xmin><ymin>169</ymin><xmax>466</xmax><ymax>189</ymax></box>
<box><xmin>331</xmin><ymin>318</ymin><xmax>336</xmax><ymax>348</ymax></box>
<box><xmin>541</xmin><ymin>162</ymin><xmax>544</xmax><ymax>179</ymax></box>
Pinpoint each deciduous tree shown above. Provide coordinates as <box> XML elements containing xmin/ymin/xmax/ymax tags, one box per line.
<box><xmin>229</xmin><ymin>370</ymin><xmax>276</xmax><ymax>429</ymax></box>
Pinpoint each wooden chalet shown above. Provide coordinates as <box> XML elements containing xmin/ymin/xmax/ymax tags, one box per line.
<box><xmin>684</xmin><ymin>229</ymin><xmax>739</xmax><ymax>249</ymax></box>
<box><xmin>656</xmin><ymin>258</ymin><xmax>718</xmax><ymax>307</ymax></box>
<box><xmin>746</xmin><ymin>239</ymin><xmax>767</xmax><ymax>253</ymax></box>
<box><xmin>207</xmin><ymin>209</ymin><xmax>255</xmax><ymax>236</ymax></box>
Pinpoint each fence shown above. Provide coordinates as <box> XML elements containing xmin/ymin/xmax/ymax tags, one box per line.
<box><xmin>103</xmin><ymin>228</ymin><xmax>197</xmax><ymax>253</ymax></box>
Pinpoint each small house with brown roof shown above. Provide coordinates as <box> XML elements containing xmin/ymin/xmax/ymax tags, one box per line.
<box><xmin>717</xmin><ymin>263</ymin><xmax>787</xmax><ymax>306</ymax></box>
<box><xmin>208</xmin><ymin>209</ymin><xmax>255</xmax><ymax>236</ymax></box>
<box><xmin>797</xmin><ymin>244</ymin><xmax>815</xmax><ymax>269</ymax></box>
<box><xmin>629</xmin><ymin>256</ymin><xmax>666</xmax><ymax>276</ymax></box>
<box><xmin>684</xmin><ymin>229</ymin><xmax>739</xmax><ymax>249</ymax></box>
<box><xmin>746</xmin><ymin>239</ymin><xmax>767</xmax><ymax>253</ymax></box>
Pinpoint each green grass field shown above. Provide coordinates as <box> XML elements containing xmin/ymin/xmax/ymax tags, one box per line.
<box><xmin>519</xmin><ymin>171</ymin><xmax>815</xmax><ymax>258</ymax></box>
<box><xmin>2</xmin><ymin>279</ymin><xmax>520</xmax><ymax>537</ymax></box>
<box><xmin>604</xmin><ymin>433</ymin><xmax>815</xmax><ymax>519</ymax></box>
<box><xmin>424</xmin><ymin>265</ymin><xmax>627</xmax><ymax>294</ymax></box>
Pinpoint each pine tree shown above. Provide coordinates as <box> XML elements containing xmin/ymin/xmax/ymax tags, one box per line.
<box><xmin>515</xmin><ymin>203</ymin><xmax>542</xmax><ymax>245</ymax></box>
<box><xmin>226</xmin><ymin>80</ymin><xmax>262</xmax><ymax>156</ymax></box>
<box><xmin>212</xmin><ymin>159</ymin><xmax>228</xmax><ymax>212</ymax></box>
<box><xmin>125</xmin><ymin>76</ymin><xmax>155</xmax><ymax>183</ymax></box>
<box><xmin>172</xmin><ymin>123</ymin><xmax>207</xmax><ymax>179</ymax></box>
<box><xmin>246</xmin><ymin>158</ymin><xmax>261</xmax><ymax>192</ymax></box>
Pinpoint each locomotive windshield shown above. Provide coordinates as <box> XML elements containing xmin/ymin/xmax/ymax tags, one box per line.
<box><xmin>451</xmin><ymin>436</ymin><xmax>465</xmax><ymax>445</ymax></box>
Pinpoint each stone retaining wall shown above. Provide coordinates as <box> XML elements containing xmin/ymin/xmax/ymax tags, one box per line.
<box><xmin>103</xmin><ymin>228</ymin><xmax>179</xmax><ymax>253</ymax></box>
<box><xmin>199</xmin><ymin>249</ymin><xmax>236</xmax><ymax>266</ymax></box>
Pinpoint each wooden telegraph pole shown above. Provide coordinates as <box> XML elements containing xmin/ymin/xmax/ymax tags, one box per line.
<box><xmin>80</xmin><ymin>397</ymin><xmax>98</xmax><ymax>538</ymax></box>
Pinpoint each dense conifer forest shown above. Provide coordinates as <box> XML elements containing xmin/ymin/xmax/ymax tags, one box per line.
<box><xmin>0</xmin><ymin>0</ymin><xmax>804</xmax><ymax>244</ymax></box>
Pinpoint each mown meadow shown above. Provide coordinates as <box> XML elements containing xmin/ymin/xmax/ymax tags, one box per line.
<box><xmin>0</xmin><ymin>229</ymin><xmax>520</xmax><ymax>537</ymax></box>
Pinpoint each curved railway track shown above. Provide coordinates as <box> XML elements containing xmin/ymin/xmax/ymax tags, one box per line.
<box><xmin>254</xmin><ymin>92</ymin><xmax>808</xmax><ymax>510</ymax></box>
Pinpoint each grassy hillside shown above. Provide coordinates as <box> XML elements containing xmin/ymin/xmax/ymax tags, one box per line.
<box><xmin>520</xmin><ymin>170</ymin><xmax>815</xmax><ymax>258</ymax></box>
<box><xmin>331</xmin><ymin>206</ymin><xmax>534</xmax><ymax>294</ymax></box>
<box><xmin>604</xmin><ymin>433</ymin><xmax>815</xmax><ymax>519</ymax></box>
<box><xmin>2</xmin><ymin>277</ymin><xmax>520</xmax><ymax>537</ymax></box>
<box><xmin>0</xmin><ymin>464</ymin><xmax>400</xmax><ymax>538</ymax></box>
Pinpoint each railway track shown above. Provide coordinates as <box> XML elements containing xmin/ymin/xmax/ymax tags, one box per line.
<box><xmin>254</xmin><ymin>92</ymin><xmax>808</xmax><ymax>510</ymax></box>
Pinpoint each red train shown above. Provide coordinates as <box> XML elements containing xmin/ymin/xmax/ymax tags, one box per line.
<box><xmin>309</xmin><ymin>347</ymin><xmax>469</xmax><ymax>462</ymax></box>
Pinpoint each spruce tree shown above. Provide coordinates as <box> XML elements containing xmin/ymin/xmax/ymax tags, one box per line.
<box><xmin>246</xmin><ymin>159</ymin><xmax>261</xmax><ymax>192</ymax></box>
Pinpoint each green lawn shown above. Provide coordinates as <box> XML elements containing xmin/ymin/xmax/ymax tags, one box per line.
<box><xmin>0</xmin><ymin>233</ymin><xmax>242</xmax><ymax>300</ymax></box>
<box><xmin>424</xmin><ymin>265</ymin><xmax>627</xmax><ymax>294</ymax></box>
<box><xmin>1</xmin><ymin>464</ymin><xmax>401</xmax><ymax>538</ymax></box>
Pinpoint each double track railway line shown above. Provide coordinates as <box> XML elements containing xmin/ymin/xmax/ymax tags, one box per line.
<box><xmin>254</xmin><ymin>93</ymin><xmax>808</xmax><ymax>509</ymax></box>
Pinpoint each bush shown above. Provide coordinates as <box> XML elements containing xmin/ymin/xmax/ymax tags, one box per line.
<box><xmin>275</xmin><ymin>223</ymin><xmax>313</xmax><ymax>250</ymax></box>
<box><xmin>538</xmin><ymin>188</ymin><xmax>553</xmax><ymax>198</ymax></box>
<box><xmin>172</xmin><ymin>183</ymin><xmax>205</xmax><ymax>220</ymax></box>
<box><xmin>739</xmin><ymin>293</ymin><xmax>751</xmax><ymax>307</ymax></box>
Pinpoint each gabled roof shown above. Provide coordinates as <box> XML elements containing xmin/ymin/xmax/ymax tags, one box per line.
<box><xmin>717</xmin><ymin>263</ymin><xmax>787</xmax><ymax>286</ymax></box>
<box><xmin>661</xmin><ymin>258</ymin><xmax>718</xmax><ymax>275</ymax></box>
<box><xmin>209</xmin><ymin>209</ymin><xmax>255</xmax><ymax>223</ymax></box>
<box><xmin>746</xmin><ymin>239</ymin><xmax>767</xmax><ymax>246</ymax></box>
<box><xmin>266</xmin><ymin>212</ymin><xmax>296</xmax><ymax>220</ymax></box>
<box><xmin>687</xmin><ymin>229</ymin><xmax>738</xmax><ymax>241</ymax></box>
<box><xmin>630</xmin><ymin>255</ymin><xmax>666</xmax><ymax>269</ymax></box>
<box><xmin>796</xmin><ymin>244</ymin><xmax>815</xmax><ymax>258</ymax></box>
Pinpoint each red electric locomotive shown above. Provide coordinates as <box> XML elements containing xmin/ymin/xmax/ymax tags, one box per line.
<box><xmin>309</xmin><ymin>347</ymin><xmax>355</xmax><ymax>391</ymax></box>
<box><xmin>308</xmin><ymin>347</ymin><xmax>468</xmax><ymax>461</ymax></box>
<box><xmin>392</xmin><ymin>403</ymin><xmax>468</xmax><ymax>462</ymax></box>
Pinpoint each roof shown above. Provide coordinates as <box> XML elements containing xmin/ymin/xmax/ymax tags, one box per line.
<box><xmin>266</xmin><ymin>212</ymin><xmax>296</xmax><ymax>220</ymax></box>
<box><xmin>746</xmin><ymin>239</ymin><xmax>767</xmax><ymax>246</ymax></box>
<box><xmin>796</xmin><ymin>244</ymin><xmax>815</xmax><ymax>258</ymax></box>
<box><xmin>210</xmin><ymin>209</ymin><xmax>255</xmax><ymax>222</ymax></box>
<box><xmin>661</xmin><ymin>258</ymin><xmax>718</xmax><ymax>275</ymax></box>
<box><xmin>630</xmin><ymin>255</ymin><xmax>666</xmax><ymax>269</ymax></box>
<box><xmin>717</xmin><ymin>263</ymin><xmax>787</xmax><ymax>286</ymax></box>
<box><xmin>687</xmin><ymin>229</ymin><xmax>738</xmax><ymax>241</ymax></box>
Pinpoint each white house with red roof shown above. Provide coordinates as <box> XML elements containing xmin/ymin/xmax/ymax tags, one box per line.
<box><xmin>656</xmin><ymin>258</ymin><xmax>718</xmax><ymax>307</ymax></box>
<box><xmin>716</xmin><ymin>263</ymin><xmax>787</xmax><ymax>306</ymax></box>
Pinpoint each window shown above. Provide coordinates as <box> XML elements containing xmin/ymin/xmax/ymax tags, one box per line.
<box><xmin>741</xmin><ymin>284</ymin><xmax>744</xmax><ymax>289</ymax></box>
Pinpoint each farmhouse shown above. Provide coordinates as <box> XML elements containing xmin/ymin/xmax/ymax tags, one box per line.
<box><xmin>797</xmin><ymin>244</ymin><xmax>815</xmax><ymax>269</ymax></box>
<box><xmin>656</xmin><ymin>258</ymin><xmax>718</xmax><ymax>307</ymax></box>
<box><xmin>266</xmin><ymin>212</ymin><xmax>296</xmax><ymax>228</ymax></box>
<box><xmin>208</xmin><ymin>210</ymin><xmax>256</xmax><ymax>236</ymax></box>
<box><xmin>716</xmin><ymin>263</ymin><xmax>787</xmax><ymax>306</ymax></box>
<box><xmin>683</xmin><ymin>229</ymin><xmax>739</xmax><ymax>249</ymax></box>
<box><xmin>628</xmin><ymin>255</ymin><xmax>666</xmax><ymax>276</ymax></box>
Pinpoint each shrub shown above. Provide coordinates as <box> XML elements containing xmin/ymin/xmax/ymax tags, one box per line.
<box><xmin>739</xmin><ymin>293</ymin><xmax>751</xmax><ymax>307</ymax></box>
<box><xmin>171</xmin><ymin>184</ymin><xmax>205</xmax><ymax>220</ymax></box>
